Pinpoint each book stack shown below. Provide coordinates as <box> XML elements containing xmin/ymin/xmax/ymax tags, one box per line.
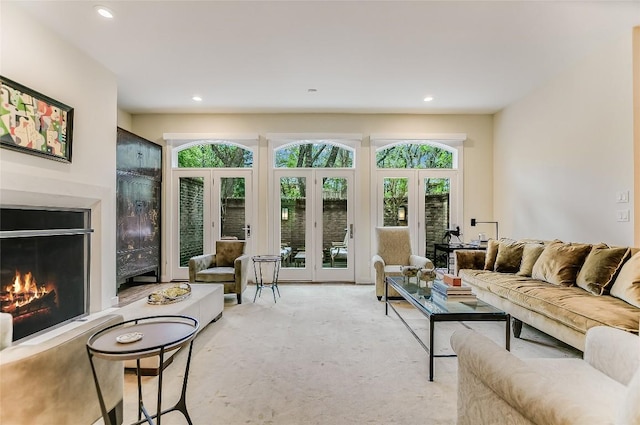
<box><xmin>431</xmin><ymin>279</ymin><xmax>477</xmax><ymax>305</ymax></box>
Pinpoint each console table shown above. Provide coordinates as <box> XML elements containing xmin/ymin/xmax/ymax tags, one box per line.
<box><xmin>433</xmin><ymin>243</ymin><xmax>486</xmax><ymax>273</ymax></box>
<box><xmin>87</xmin><ymin>315</ymin><xmax>199</xmax><ymax>425</ymax></box>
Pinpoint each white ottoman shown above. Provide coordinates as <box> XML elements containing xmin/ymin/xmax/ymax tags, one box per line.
<box><xmin>118</xmin><ymin>283</ymin><xmax>224</xmax><ymax>374</ymax></box>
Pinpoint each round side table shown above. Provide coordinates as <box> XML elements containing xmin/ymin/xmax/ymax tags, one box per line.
<box><xmin>252</xmin><ymin>255</ymin><xmax>282</xmax><ymax>303</ymax></box>
<box><xmin>86</xmin><ymin>315</ymin><xmax>199</xmax><ymax>425</ymax></box>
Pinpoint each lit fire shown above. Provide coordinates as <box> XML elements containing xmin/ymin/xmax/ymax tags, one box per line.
<box><xmin>1</xmin><ymin>271</ymin><xmax>56</xmax><ymax>317</ymax></box>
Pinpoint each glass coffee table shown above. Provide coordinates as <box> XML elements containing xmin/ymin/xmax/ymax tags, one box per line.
<box><xmin>385</xmin><ymin>276</ymin><xmax>510</xmax><ymax>381</ymax></box>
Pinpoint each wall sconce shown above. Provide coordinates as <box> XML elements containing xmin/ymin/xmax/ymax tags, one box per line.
<box><xmin>470</xmin><ymin>218</ymin><xmax>499</xmax><ymax>240</ymax></box>
<box><xmin>397</xmin><ymin>206</ymin><xmax>406</xmax><ymax>221</ymax></box>
<box><xmin>281</xmin><ymin>207</ymin><xmax>289</xmax><ymax>221</ymax></box>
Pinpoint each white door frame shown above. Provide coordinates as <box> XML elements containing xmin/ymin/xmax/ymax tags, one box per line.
<box><xmin>170</xmin><ymin>168</ymin><xmax>253</xmax><ymax>280</ymax></box>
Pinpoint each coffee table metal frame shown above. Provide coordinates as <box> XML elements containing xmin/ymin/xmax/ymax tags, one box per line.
<box><xmin>385</xmin><ymin>276</ymin><xmax>510</xmax><ymax>381</ymax></box>
<box><xmin>252</xmin><ymin>255</ymin><xmax>282</xmax><ymax>303</ymax></box>
<box><xmin>86</xmin><ymin>315</ymin><xmax>199</xmax><ymax>425</ymax></box>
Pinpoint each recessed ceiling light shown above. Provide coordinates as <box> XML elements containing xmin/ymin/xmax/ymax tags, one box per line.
<box><xmin>423</xmin><ymin>96</ymin><xmax>434</xmax><ymax>102</ymax></box>
<box><xmin>307</xmin><ymin>88</ymin><xmax>318</xmax><ymax>93</ymax></box>
<box><xmin>94</xmin><ymin>6</ymin><xmax>114</xmax><ymax>19</ymax></box>
<box><xmin>192</xmin><ymin>96</ymin><xmax>203</xmax><ymax>102</ymax></box>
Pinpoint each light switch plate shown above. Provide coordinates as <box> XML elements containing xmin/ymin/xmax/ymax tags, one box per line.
<box><xmin>616</xmin><ymin>209</ymin><xmax>630</xmax><ymax>222</ymax></box>
<box><xmin>616</xmin><ymin>191</ymin><xmax>629</xmax><ymax>203</ymax></box>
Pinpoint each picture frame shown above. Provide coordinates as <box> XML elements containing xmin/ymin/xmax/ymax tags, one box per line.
<box><xmin>0</xmin><ymin>76</ymin><xmax>74</xmax><ymax>163</ymax></box>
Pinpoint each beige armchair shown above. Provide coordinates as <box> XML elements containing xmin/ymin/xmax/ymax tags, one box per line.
<box><xmin>372</xmin><ymin>226</ymin><xmax>434</xmax><ymax>300</ymax></box>
<box><xmin>188</xmin><ymin>240</ymin><xmax>251</xmax><ymax>304</ymax></box>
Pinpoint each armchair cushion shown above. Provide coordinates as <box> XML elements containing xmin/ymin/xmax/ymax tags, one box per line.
<box><xmin>375</xmin><ymin>226</ymin><xmax>412</xmax><ymax>266</ymax></box>
<box><xmin>216</xmin><ymin>240</ymin><xmax>245</xmax><ymax>267</ymax></box>
<box><xmin>195</xmin><ymin>266</ymin><xmax>235</xmax><ymax>283</ymax></box>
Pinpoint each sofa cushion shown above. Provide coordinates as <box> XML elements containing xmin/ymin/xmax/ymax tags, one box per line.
<box><xmin>483</xmin><ymin>239</ymin><xmax>500</xmax><ymax>270</ymax></box>
<box><xmin>531</xmin><ymin>240</ymin><xmax>591</xmax><ymax>286</ymax></box>
<box><xmin>494</xmin><ymin>240</ymin><xmax>525</xmax><ymax>273</ymax></box>
<box><xmin>576</xmin><ymin>244</ymin><xmax>629</xmax><ymax>296</ymax></box>
<box><xmin>215</xmin><ymin>240</ymin><xmax>245</xmax><ymax>267</ymax></box>
<box><xmin>610</xmin><ymin>251</ymin><xmax>640</xmax><ymax>308</ymax></box>
<box><xmin>459</xmin><ymin>269</ymin><xmax>640</xmax><ymax>334</ymax></box>
<box><xmin>516</xmin><ymin>243</ymin><xmax>545</xmax><ymax>277</ymax></box>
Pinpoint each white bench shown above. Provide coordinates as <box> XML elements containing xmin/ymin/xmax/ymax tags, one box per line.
<box><xmin>118</xmin><ymin>283</ymin><xmax>224</xmax><ymax>375</ymax></box>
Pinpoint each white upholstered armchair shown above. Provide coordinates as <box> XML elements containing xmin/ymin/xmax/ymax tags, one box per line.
<box><xmin>372</xmin><ymin>226</ymin><xmax>434</xmax><ymax>300</ymax></box>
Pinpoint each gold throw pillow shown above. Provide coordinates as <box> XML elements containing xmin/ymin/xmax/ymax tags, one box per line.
<box><xmin>531</xmin><ymin>240</ymin><xmax>591</xmax><ymax>286</ymax></box>
<box><xmin>576</xmin><ymin>244</ymin><xmax>629</xmax><ymax>295</ymax></box>
<box><xmin>516</xmin><ymin>243</ymin><xmax>546</xmax><ymax>277</ymax></box>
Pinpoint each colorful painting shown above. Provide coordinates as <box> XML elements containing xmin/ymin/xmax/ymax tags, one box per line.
<box><xmin>0</xmin><ymin>76</ymin><xmax>73</xmax><ymax>163</ymax></box>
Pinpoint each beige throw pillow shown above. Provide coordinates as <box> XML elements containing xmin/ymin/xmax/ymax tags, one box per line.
<box><xmin>516</xmin><ymin>243</ymin><xmax>546</xmax><ymax>277</ymax></box>
<box><xmin>494</xmin><ymin>240</ymin><xmax>525</xmax><ymax>273</ymax></box>
<box><xmin>609</xmin><ymin>251</ymin><xmax>640</xmax><ymax>308</ymax></box>
<box><xmin>576</xmin><ymin>244</ymin><xmax>629</xmax><ymax>295</ymax></box>
<box><xmin>531</xmin><ymin>240</ymin><xmax>592</xmax><ymax>286</ymax></box>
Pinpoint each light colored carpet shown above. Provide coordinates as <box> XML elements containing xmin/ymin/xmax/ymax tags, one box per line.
<box><xmin>122</xmin><ymin>284</ymin><xmax>580</xmax><ymax>425</ymax></box>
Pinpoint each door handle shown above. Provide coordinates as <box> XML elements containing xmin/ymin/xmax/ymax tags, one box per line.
<box><xmin>349</xmin><ymin>224</ymin><xmax>354</xmax><ymax>239</ymax></box>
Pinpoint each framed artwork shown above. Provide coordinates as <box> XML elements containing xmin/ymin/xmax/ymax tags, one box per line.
<box><xmin>0</xmin><ymin>76</ymin><xmax>74</xmax><ymax>163</ymax></box>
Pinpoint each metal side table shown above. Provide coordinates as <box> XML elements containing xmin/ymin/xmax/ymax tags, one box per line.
<box><xmin>87</xmin><ymin>315</ymin><xmax>199</xmax><ymax>425</ymax></box>
<box><xmin>252</xmin><ymin>255</ymin><xmax>282</xmax><ymax>302</ymax></box>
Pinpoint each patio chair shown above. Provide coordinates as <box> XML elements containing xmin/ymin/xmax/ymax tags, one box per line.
<box><xmin>330</xmin><ymin>230</ymin><xmax>349</xmax><ymax>266</ymax></box>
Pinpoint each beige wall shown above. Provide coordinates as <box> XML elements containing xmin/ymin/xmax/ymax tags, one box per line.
<box><xmin>132</xmin><ymin>114</ymin><xmax>494</xmax><ymax>282</ymax></box>
<box><xmin>494</xmin><ymin>32</ymin><xmax>635</xmax><ymax>246</ymax></box>
<box><xmin>634</xmin><ymin>26</ymin><xmax>640</xmax><ymax>246</ymax></box>
<box><xmin>0</xmin><ymin>4</ymin><xmax>119</xmax><ymax>310</ymax></box>
<box><xmin>117</xmin><ymin>109</ymin><xmax>133</xmax><ymax>132</ymax></box>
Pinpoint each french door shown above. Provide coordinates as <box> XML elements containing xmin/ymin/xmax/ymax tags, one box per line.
<box><xmin>377</xmin><ymin>169</ymin><xmax>459</xmax><ymax>258</ymax></box>
<box><xmin>275</xmin><ymin>169</ymin><xmax>354</xmax><ymax>282</ymax></box>
<box><xmin>171</xmin><ymin>169</ymin><xmax>252</xmax><ymax>280</ymax></box>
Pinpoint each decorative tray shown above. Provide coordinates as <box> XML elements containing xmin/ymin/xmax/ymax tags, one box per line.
<box><xmin>147</xmin><ymin>283</ymin><xmax>192</xmax><ymax>305</ymax></box>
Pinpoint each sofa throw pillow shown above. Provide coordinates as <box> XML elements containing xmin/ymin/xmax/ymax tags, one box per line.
<box><xmin>483</xmin><ymin>239</ymin><xmax>501</xmax><ymax>271</ymax></box>
<box><xmin>576</xmin><ymin>244</ymin><xmax>629</xmax><ymax>295</ymax></box>
<box><xmin>531</xmin><ymin>240</ymin><xmax>592</xmax><ymax>286</ymax></box>
<box><xmin>516</xmin><ymin>243</ymin><xmax>546</xmax><ymax>277</ymax></box>
<box><xmin>609</xmin><ymin>251</ymin><xmax>640</xmax><ymax>308</ymax></box>
<box><xmin>494</xmin><ymin>240</ymin><xmax>525</xmax><ymax>273</ymax></box>
<box><xmin>215</xmin><ymin>240</ymin><xmax>245</xmax><ymax>267</ymax></box>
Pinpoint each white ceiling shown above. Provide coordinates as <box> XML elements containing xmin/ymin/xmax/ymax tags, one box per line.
<box><xmin>12</xmin><ymin>1</ymin><xmax>640</xmax><ymax>114</ymax></box>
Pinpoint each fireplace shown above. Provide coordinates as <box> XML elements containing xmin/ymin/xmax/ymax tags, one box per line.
<box><xmin>0</xmin><ymin>207</ymin><xmax>91</xmax><ymax>342</ymax></box>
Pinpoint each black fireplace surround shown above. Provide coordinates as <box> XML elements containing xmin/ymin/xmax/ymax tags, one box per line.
<box><xmin>0</xmin><ymin>207</ymin><xmax>91</xmax><ymax>341</ymax></box>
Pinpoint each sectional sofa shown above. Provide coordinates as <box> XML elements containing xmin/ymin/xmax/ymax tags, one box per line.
<box><xmin>454</xmin><ymin>239</ymin><xmax>640</xmax><ymax>351</ymax></box>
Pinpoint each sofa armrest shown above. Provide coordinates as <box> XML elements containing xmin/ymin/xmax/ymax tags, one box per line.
<box><xmin>454</xmin><ymin>250</ymin><xmax>486</xmax><ymax>275</ymax></box>
<box><xmin>1</xmin><ymin>314</ymin><xmax>124</xmax><ymax>425</ymax></box>
<box><xmin>451</xmin><ymin>329</ymin><xmax>613</xmax><ymax>425</ymax></box>
<box><xmin>188</xmin><ymin>254</ymin><xmax>215</xmax><ymax>282</ymax></box>
<box><xmin>584</xmin><ymin>326</ymin><xmax>640</xmax><ymax>385</ymax></box>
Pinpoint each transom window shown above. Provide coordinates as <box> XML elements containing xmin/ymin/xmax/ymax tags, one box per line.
<box><xmin>178</xmin><ymin>142</ymin><xmax>253</xmax><ymax>168</ymax></box>
<box><xmin>376</xmin><ymin>143</ymin><xmax>453</xmax><ymax>169</ymax></box>
<box><xmin>275</xmin><ymin>142</ymin><xmax>354</xmax><ymax>168</ymax></box>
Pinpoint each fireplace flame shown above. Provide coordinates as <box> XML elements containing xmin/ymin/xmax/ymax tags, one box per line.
<box><xmin>2</xmin><ymin>270</ymin><xmax>56</xmax><ymax>317</ymax></box>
